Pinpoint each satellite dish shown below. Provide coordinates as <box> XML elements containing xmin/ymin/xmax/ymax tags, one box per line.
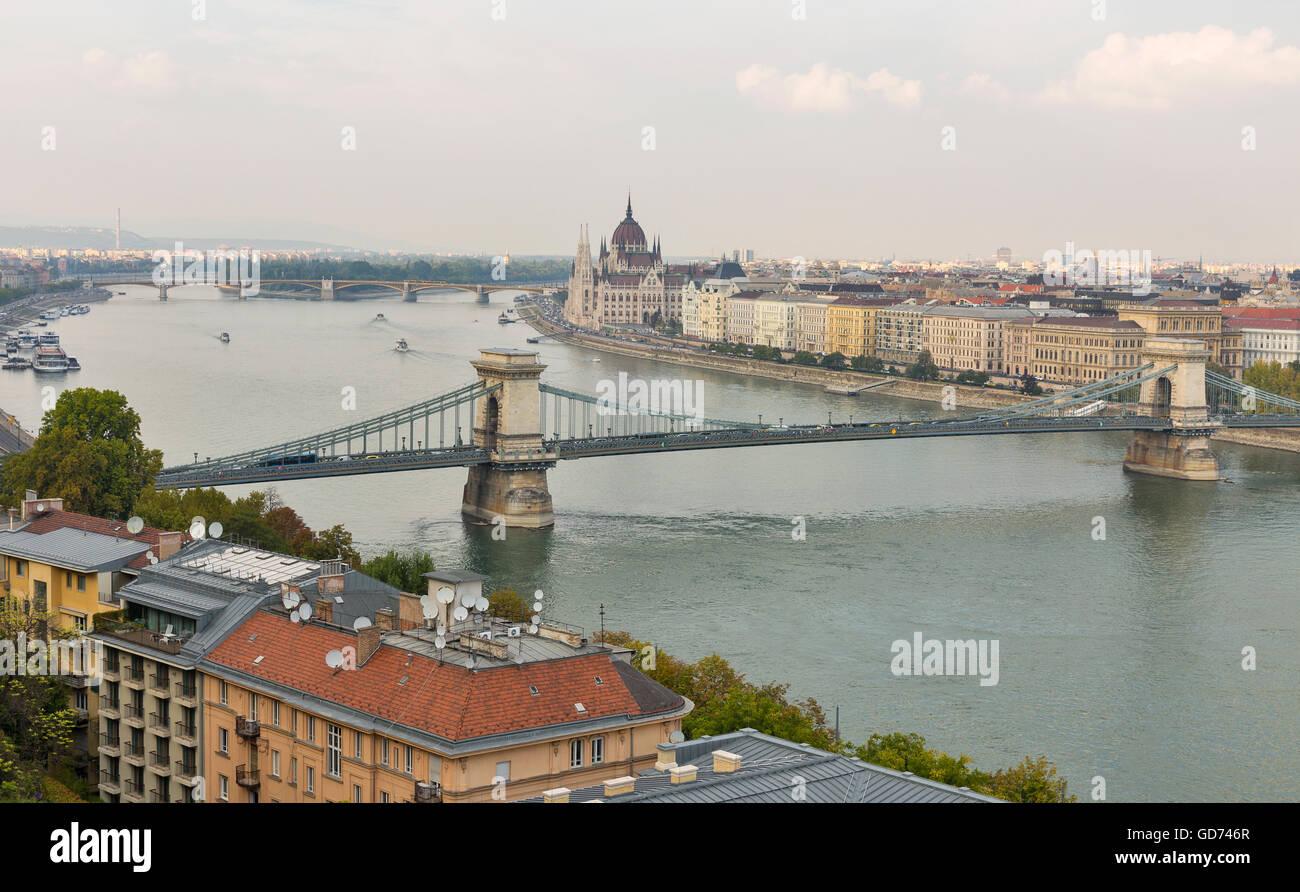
<box><xmin>436</xmin><ymin>586</ymin><xmax>455</xmax><ymax>605</ymax></box>
<box><xmin>147</xmin><ymin>551</ymin><xmax>158</xmax><ymax>565</ymax></box>
<box><xmin>532</xmin><ymin>601</ymin><xmax>543</xmax><ymax>613</ymax></box>
<box><xmin>281</xmin><ymin>590</ymin><xmax>301</xmax><ymax>610</ymax></box>
<box><xmin>325</xmin><ymin>650</ymin><xmax>345</xmax><ymax>669</ymax></box>
<box><xmin>534</xmin><ymin>589</ymin><xmax>544</xmax><ymax>600</ymax></box>
<box><xmin>419</xmin><ymin>594</ymin><xmax>437</xmax><ymax>619</ymax></box>
<box><xmin>669</xmin><ymin>731</ymin><xmax>685</xmax><ymax>744</ymax></box>
<box><xmin>453</xmin><ymin>605</ymin><xmax>468</xmax><ymax>622</ymax></box>
<box><xmin>530</xmin><ymin>614</ymin><xmax>540</xmax><ymax>625</ymax></box>
<box><xmin>474</xmin><ymin>597</ymin><xmax>489</xmax><ymax>612</ymax></box>
<box><xmin>434</xmin><ymin>635</ymin><xmax>446</xmax><ymax>649</ymax></box>
<box><xmin>459</xmin><ymin>590</ymin><xmax>476</xmax><ymax>607</ymax></box>
<box><xmin>436</xmin><ymin>623</ymin><xmax>446</xmax><ymax>636</ymax></box>
<box><xmin>208</xmin><ymin>521</ymin><xmax>223</xmax><ymax>539</ymax></box>
<box><xmin>126</xmin><ymin>516</ymin><xmax>144</xmax><ymax>534</ymax></box>
<box><xmin>289</xmin><ymin>612</ymin><xmax>300</xmax><ymax>624</ymax></box>
<box><xmin>297</xmin><ymin>603</ymin><xmax>313</xmax><ymax>622</ymax></box>
<box><xmin>528</xmin><ymin>624</ymin><xmax>538</xmax><ymax>634</ymax></box>
<box><xmin>189</xmin><ymin>516</ymin><xmax>206</xmax><ymax>539</ymax></box>
<box><xmin>353</xmin><ymin>617</ymin><xmax>371</xmax><ymax>631</ymax></box>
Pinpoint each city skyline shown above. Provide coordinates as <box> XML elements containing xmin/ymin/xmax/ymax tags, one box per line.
<box><xmin>2</xmin><ymin>1</ymin><xmax>1299</xmax><ymax>260</ymax></box>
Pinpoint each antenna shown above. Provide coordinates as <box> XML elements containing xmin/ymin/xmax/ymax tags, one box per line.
<box><xmin>599</xmin><ymin>603</ymin><xmax>605</xmax><ymax>643</ymax></box>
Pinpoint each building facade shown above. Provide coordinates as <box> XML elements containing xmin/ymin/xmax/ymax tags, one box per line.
<box><xmin>921</xmin><ymin>306</ymin><xmax>1034</xmax><ymax>374</ymax></box>
<box><xmin>1004</xmin><ymin>316</ymin><xmax>1146</xmax><ymax>384</ymax></box>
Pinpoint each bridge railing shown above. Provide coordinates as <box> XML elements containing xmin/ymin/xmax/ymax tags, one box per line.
<box><xmin>1205</xmin><ymin>370</ymin><xmax>1300</xmax><ymax>417</ymax></box>
<box><xmin>967</xmin><ymin>364</ymin><xmax>1173</xmax><ymax>422</ymax></box>
<box><xmin>538</xmin><ymin>382</ymin><xmax>763</xmax><ymax>440</ymax></box>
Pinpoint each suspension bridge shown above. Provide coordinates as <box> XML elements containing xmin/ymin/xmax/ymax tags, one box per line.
<box><xmin>154</xmin><ymin>339</ymin><xmax>1300</xmax><ymax>528</ymax></box>
<box><xmin>87</xmin><ymin>273</ymin><xmax>563</xmax><ymax>302</ymax></box>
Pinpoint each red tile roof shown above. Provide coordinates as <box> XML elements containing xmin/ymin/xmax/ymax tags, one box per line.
<box><xmin>1223</xmin><ymin>317</ymin><xmax>1300</xmax><ymax>330</ymax></box>
<box><xmin>206</xmin><ymin>611</ymin><xmax>684</xmax><ymax>741</ymax></box>
<box><xmin>20</xmin><ymin>509</ymin><xmax>181</xmax><ymax>568</ymax></box>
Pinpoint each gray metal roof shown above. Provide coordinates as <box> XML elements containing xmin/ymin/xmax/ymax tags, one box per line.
<box><xmin>523</xmin><ymin>728</ymin><xmax>1003</xmax><ymax>804</ymax></box>
<box><xmin>299</xmin><ymin>569</ymin><xmax>403</xmax><ymax>630</ymax></box>
<box><xmin>0</xmin><ymin>526</ymin><xmax>150</xmax><ymax>572</ymax></box>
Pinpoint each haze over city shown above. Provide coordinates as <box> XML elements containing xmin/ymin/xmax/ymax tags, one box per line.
<box><xmin>3</xmin><ymin>0</ymin><xmax>1299</xmax><ymax>260</ymax></box>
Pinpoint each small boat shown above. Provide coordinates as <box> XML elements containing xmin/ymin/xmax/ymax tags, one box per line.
<box><xmin>40</xmin><ymin>310</ymin><xmax>59</xmax><ymax>320</ymax></box>
<box><xmin>497</xmin><ymin>310</ymin><xmax>518</xmax><ymax>324</ymax></box>
<box><xmin>375</xmin><ymin>312</ymin><xmax>386</xmax><ymax>320</ymax></box>
<box><xmin>65</xmin><ymin>357</ymin><xmax>80</xmax><ymax>371</ymax></box>
<box><xmin>34</xmin><ymin>320</ymin><xmax>47</xmax><ymax>327</ymax></box>
<box><xmin>39</xmin><ymin>332</ymin><xmax>59</xmax><ymax>345</ymax></box>
<box><xmin>2</xmin><ymin>358</ymin><xmax>31</xmax><ymax>370</ymax></box>
<box><xmin>395</xmin><ymin>338</ymin><xmax>409</xmax><ymax>352</ymax></box>
<box><xmin>15</xmin><ymin>331</ymin><xmax>36</xmax><ymax>349</ymax></box>
<box><xmin>60</xmin><ymin>307</ymin><xmax>70</xmax><ymax>316</ymax></box>
<box><xmin>220</xmin><ymin>332</ymin><xmax>230</xmax><ymax>343</ymax></box>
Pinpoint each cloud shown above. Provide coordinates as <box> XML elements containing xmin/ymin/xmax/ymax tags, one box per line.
<box><xmin>1039</xmin><ymin>26</ymin><xmax>1300</xmax><ymax>110</ymax></box>
<box><xmin>960</xmin><ymin>73</ymin><xmax>1011</xmax><ymax>103</ymax></box>
<box><xmin>80</xmin><ymin>48</ymin><xmax>180</xmax><ymax>94</ymax></box>
<box><xmin>736</xmin><ymin>62</ymin><xmax>922</xmax><ymax>112</ymax></box>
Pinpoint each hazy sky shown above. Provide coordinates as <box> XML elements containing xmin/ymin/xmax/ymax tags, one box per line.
<box><xmin>3</xmin><ymin>0</ymin><xmax>1298</xmax><ymax>261</ymax></box>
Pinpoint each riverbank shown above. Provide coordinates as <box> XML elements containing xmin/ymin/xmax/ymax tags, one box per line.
<box><xmin>522</xmin><ymin>305</ymin><xmax>1300</xmax><ymax>454</ymax></box>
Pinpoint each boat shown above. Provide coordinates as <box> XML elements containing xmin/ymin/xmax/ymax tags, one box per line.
<box><xmin>39</xmin><ymin>332</ymin><xmax>59</xmax><ymax>345</ymax></box>
<box><xmin>34</xmin><ymin>320</ymin><xmax>47</xmax><ymax>327</ymax></box>
<box><xmin>33</xmin><ymin>345</ymin><xmax>69</xmax><ymax>373</ymax></box>
<box><xmin>65</xmin><ymin>357</ymin><xmax>80</xmax><ymax>371</ymax></box>
<box><xmin>60</xmin><ymin>307</ymin><xmax>70</xmax><ymax>316</ymax></box>
<box><xmin>220</xmin><ymin>332</ymin><xmax>230</xmax><ymax>343</ymax></box>
<box><xmin>15</xmin><ymin>331</ymin><xmax>36</xmax><ymax>349</ymax></box>
<box><xmin>395</xmin><ymin>338</ymin><xmax>409</xmax><ymax>352</ymax></box>
<box><xmin>40</xmin><ymin>310</ymin><xmax>59</xmax><ymax>320</ymax></box>
<box><xmin>77</xmin><ymin>305</ymin><xmax>90</xmax><ymax>314</ymax></box>
<box><xmin>497</xmin><ymin>310</ymin><xmax>518</xmax><ymax>324</ymax></box>
<box><xmin>375</xmin><ymin>312</ymin><xmax>386</xmax><ymax>320</ymax></box>
<box><xmin>2</xmin><ymin>358</ymin><xmax>31</xmax><ymax>370</ymax></box>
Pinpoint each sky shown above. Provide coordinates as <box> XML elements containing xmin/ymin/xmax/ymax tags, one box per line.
<box><xmin>2</xmin><ymin>0</ymin><xmax>1298</xmax><ymax>262</ymax></box>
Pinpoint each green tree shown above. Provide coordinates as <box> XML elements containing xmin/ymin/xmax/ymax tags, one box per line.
<box><xmin>486</xmin><ymin>587</ymin><xmax>530</xmax><ymax>622</ymax></box>
<box><xmin>821</xmin><ymin>351</ymin><xmax>847</xmax><ymax>370</ymax></box>
<box><xmin>984</xmin><ymin>755</ymin><xmax>1077</xmax><ymax>803</ymax></box>
<box><xmin>299</xmin><ymin>524</ymin><xmax>362</xmax><ymax>567</ymax></box>
<box><xmin>1020</xmin><ymin>373</ymin><xmax>1043</xmax><ymax>396</ymax></box>
<box><xmin>360</xmin><ymin>550</ymin><xmax>437</xmax><ymax>592</ymax></box>
<box><xmin>852</xmin><ymin>354</ymin><xmax>885</xmax><ymax>373</ymax></box>
<box><xmin>0</xmin><ymin>604</ymin><xmax>78</xmax><ymax>800</ymax></box>
<box><xmin>793</xmin><ymin>351</ymin><xmax>818</xmax><ymax>366</ymax></box>
<box><xmin>1</xmin><ymin>389</ymin><xmax>162</xmax><ymax>518</ymax></box>
<box><xmin>905</xmin><ymin>349</ymin><xmax>939</xmax><ymax>381</ymax></box>
<box><xmin>954</xmin><ymin>370</ymin><xmax>990</xmax><ymax>386</ymax></box>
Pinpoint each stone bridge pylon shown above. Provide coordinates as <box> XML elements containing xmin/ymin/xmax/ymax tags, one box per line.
<box><xmin>460</xmin><ymin>349</ymin><xmax>555</xmax><ymax>528</ymax></box>
<box><xmin>1123</xmin><ymin>338</ymin><xmax>1221</xmax><ymax>481</ymax></box>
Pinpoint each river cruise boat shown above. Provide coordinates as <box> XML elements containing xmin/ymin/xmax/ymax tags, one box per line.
<box><xmin>497</xmin><ymin>309</ymin><xmax>518</xmax><ymax>324</ymax></box>
<box><xmin>220</xmin><ymin>332</ymin><xmax>231</xmax><ymax>343</ymax></box>
<box><xmin>33</xmin><ymin>345</ymin><xmax>69</xmax><ymax>373</ymax></box>
<box><xmin>39</xmin><ymin>332</ymin><xmax>59</xmax><ymax>345</ymax></box>
<box><xmin>15</xmin><ymin>331</ymin><xmax>37</xmax><ymax>349</ymax></box>
<box><xmin>395</xmin><ymin>338</ymin><xmax>409</xmax><ymax>352</ymax></box>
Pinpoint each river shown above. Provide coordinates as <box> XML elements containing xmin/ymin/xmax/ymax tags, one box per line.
<box><xmin>4</xmin><ymin>285</ymin><xmax>1297</xmax><ymax>801</ymax></box>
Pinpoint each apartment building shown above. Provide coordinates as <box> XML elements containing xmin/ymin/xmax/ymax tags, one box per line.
<box><xmin>723</xmin><ymin>291</ymin><xmax>760</xmax><ymax>345</ymax></box>
<box><xmin>875</xmin><ymin>303</ymin><xmax>931</xmax><ymax>365</ymax></box>
<box><xmin>1004</xmin><ymin>316</ymin><xmax>1146</xmax><ymax>385</ymax></box>
<box><xmin>920</xmin><ymin>306</ymin><xmax>1035</xmax><ymax>374</ymax></box>
<box><xmin>826</xmin><ymin>296</ymin><xmax>902</xmax><ymax>359</ymax></box>
<box><xmin>1223</xmin><ymin>314</ymin><xmax>1300</xmax><ymax>369</ymax></box>
<box><xmin>681</xmin><ymin>278</ymin><xmax>741</xmax><ymax>342</ymax></box>
<box><xmin>794</xmin><ymin>295</ymin><xmax>835</xmax><ymax>354</ymax></box>
<box><xmin>752</xmin><ymin>293</ymin><xmax>801</xmax><ymax>351</ymax></box>
<box><xmin>200</xmin><ymin>569</ymin><xmax>690</xmax><ymax>803</ymax></box>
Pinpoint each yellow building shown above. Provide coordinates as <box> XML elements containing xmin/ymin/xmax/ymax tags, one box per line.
<box><xmin>826</xmin><ymin>297</ymin><xmax>900</xmax><ymax>358</ymax></box>
<box><xmin>1004</xmin><ymin>316</ymin><xmax>1146</xmax><ymax>385</ymax></box>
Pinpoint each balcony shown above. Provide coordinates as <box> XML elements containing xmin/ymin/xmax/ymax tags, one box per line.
<box><xmin>100</xmin><ymin>662</ymin><xmax>120</xmax><ymax>682</ymax></box>
<box><xmin>148</xmin><ymin>713</ymin><xmax>171</xmax><ymax>737</ymax></box>
<box><xmin>174</xmin><ymin>761</ymin><xmax>200</xmax><ymax>784</ymax></box>
<box><xmin>122</xmin><ymin>741</ymin><xmax>146</xmax><ymax>766</ymax></box>
<box><xmin>122</xmin><ymin>703</ymin><xmax>145</xmax><ymax>727</ymax></box>
<box><xmin>98</xmin><ymin>734</ymin><xmax>121</xmax><ymax>757</ymax></box>
<box><xmin>173</xmin><ymin>721</ymin><xmax>197</xmax><ymax>745</ymax></box>
<box><xmin>149</xmin><ymin>790</ymin><xmax>170</xmax><ymax>803</ymax></box>
<box><xmin>122</xmin><ymin>778</ymin><xmax>145</xmax><ymax>802</ymax></box>
<box><xmin>235</xmin><ymin>766</ymin><xmax>260</xmax><ymax>788</ymax></box>
<box><xmin>94</xmin><ymin>615</ymin><xmax>186</xmax><ymax>657</ymax></box>
<box><xmin>235</xmin><ymin>716</ymin><xmax>260</xmax><ymax>739</ymax></box>
<box><xmin>122</xmin><ymin>665</ymin><xmax>146</xmax><ymax>689</ymax></box>
<box><xmin>148</xmin><ymin>752</ymin><xmax>172</xmax><ymax>776</ymax></box>
<box><xmin>98</xmin><ymin>773</ymin><xmax>121</xmax><ymax>795</ymax></box>
<box><xmin>173</xmin><ymin>681</ymin><xmax>198</xmax><ymax>706</ymax></box>
<box><xmin>98</xmin><ymin>697</ymin><xmax>120</xmax><ymax>719</ymax></box>
<box><xmin>149</xmin><ymin>675</ymin><xmax>172</xmax><ymax>698</ymax></box>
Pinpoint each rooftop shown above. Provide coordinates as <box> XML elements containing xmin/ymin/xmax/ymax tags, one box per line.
<box><xmin>0</xmin><ymin>525</ymin><xmax>152</xmax><ymax>572</ymax></box>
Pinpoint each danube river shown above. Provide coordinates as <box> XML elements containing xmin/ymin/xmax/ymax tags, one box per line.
<box><xmin>4</xmin><ymin>286</ymin><xmax>1298</xmax><ymax>801</ymax></box>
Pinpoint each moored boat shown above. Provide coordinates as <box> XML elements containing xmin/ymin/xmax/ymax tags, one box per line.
<box><xmin>395</xmin><ymin>338</ymin><xmax>409</xmax><ymax>352</ymax></box>
<box><xmin>33</xmin><ymin>345</ymin><xmax>69</xmax><ymax>373</ymax></box>
<box><xmin>66</xmin><ymin>357</ymin><xmax>81</xmax><ymax>371</ymax></box>
<box><xmin>220</xmin><ymin>332</ymin><xmax>231</xmax><ymax>343</ymax></box>
<box><xmin>2</xmin><ymin>357</ymin><xmax>32</xmax><ymax>370</ymax></box>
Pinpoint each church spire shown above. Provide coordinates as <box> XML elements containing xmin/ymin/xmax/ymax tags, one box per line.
<box><xmin>626</xmin><ymin>190</ymin><xmax>633</xmax><ymax>219</ymax></box>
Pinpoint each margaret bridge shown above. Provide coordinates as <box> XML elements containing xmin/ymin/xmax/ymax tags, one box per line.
<box><xmin>153</xmin><ymin>339</ymin><xmax>1300</xmax><ymax>528</ymax></box>
<box><xmin>84</xmin><ymin>272</ymin><xmax>564</xmax><ymax>302</ymax></box>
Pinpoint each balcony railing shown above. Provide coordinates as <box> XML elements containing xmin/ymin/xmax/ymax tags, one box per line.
<box><xmin>99</xmin><ymin>733</ymin><xmax>121</xmax><ymax>753</ymax></box>
<box><xmin>149</xmin><ymin>790</ymin><xmax>170</xmax><ymax>803</ymax></box>
<box><xmin>149</xmin><ymin>674</ymin><xmax>171</xmax><ymax>696</ymax></box>
<box><xmin>123</xmin><ymin>665</ymin><xmax>145</xmax><ymax>682</ymax></box>
<box><xmin>123</xmin><ymin>741</ymin><xmax>145</xmax><ymax>759</ymax></box>
<box><xmin>123</xmin><ymin>703</ymin><xmax>145</xmax><ymax>723</ymax></box>
<box><xmin>123</xmin><ymin>778</ymin><xmax>145</xmax><ymax>798</ymax></box>
<box><xmin>235</xmin><ymin>766</ymin><xmax>260</xmax><ymax>788</ymax></box>
<box><xmin>174</xmin><ymin>681</ymin><xmax>198</xmax><ymax>702</ymax></box>
<box><xmin>235</xmin><ymin>716</ymin><xmax>260</xmax><ymax>739</ymax></box>
<box><xmin>148</xmin><ymin>752</ymin><xmax>172</xmax><ymax>775</ymax></box>
<box><xmin>174</xmin><ymin>761</ymin><xmax>199</xmax><ymax>782</ymax></box>
<box><xmin>148</xmin><ymin>713</ymin><xmax>171</xmax><ymax>735</ymax></box>
<box><xmin>95</xmin><ymin>615</ymin><xmax>187</xmax><ymax>656</ymax></box>
<box><xmin>174</xmin><ymin>721</ymin><xmax>196</xmax><ymax>741</ymax></box>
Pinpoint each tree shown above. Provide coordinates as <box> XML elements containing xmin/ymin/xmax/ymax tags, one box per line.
<box><xmin>486</xmin><ymin>587</ymin><xmax>530</xmax><ymax>622</ymax></box>
<box><xmin>793</xmin><ymin>351</ymin><xmax>818</xmax><ymax>366</ymax></box>
<box><xmin>265</xmin><ymin>505</ymin><xmax>313</xmax><ymax>552</ymax></box>
<box><xmin>1</xmin><ymin>389</ymin><xmax>162</xmax><ymax>518</ymax></box>
<box><xmin>1244</xmin><ymin>359</ymin><xmax>1300</xmax><ymax>402</ymax></box>
<box><xmin>852</xmin><ymin>354</ymin><xmax>884</xmax><ymax>373</ymax></box>
<box><xmin>1020</xmin><ymin>373</ymin><xmax>1043</xmax><ymax>396</ymax></box>
<box><xmin>984</xmin><ymin>755</ymin><xmax>1077</xmax><ymax>803</ymax></box>
<box><xmin>821</xmin><ymin>352</ymin><xmax>847</xmax><ymax>370</ymax></box>
<box><xmin>954</xmin><ymin>370</ymin><xmax>990</xmax><ymax>386</ymax></box>
<box><xmin>299</xmin><ymin>524</ymin><xmax>361</xmax><ymax>567</ymax></box>
<box><xmin>905</xmin><ymin>349</ymin><xmax>939</xmax><ymax>381</ymax></box>
<box><xmin>0</xmin><ymin>603</ymin><xmax>78</xmax><ymax>801</ymax></box>
<box><xmin>360</xmin><ymin>550</ymin><xmax>436</xmax><ymax>592</ymax></box>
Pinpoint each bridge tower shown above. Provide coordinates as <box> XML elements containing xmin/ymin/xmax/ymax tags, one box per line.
<box><xmin>158</xmin><ymin>283</ymin><xmax>168</xmax><ymax>301</ymax></box>
<box><xmin>460</xmin><ymin>348</ymin><xmax>555</xmax><ymax>528</ymax></box>
<box><xmin>321</xmin><ymin>278</ymin><xmax>335</xmax><ymax>301</ymax></box>
<box><xmin>475</xmin><ymin>285</ymin><xmax>489</xmax><ymax>304</ymax></box>
<box><xmin>401</xmin><ymin>280</ymin><xmax>415</xmax><ymax>302</ymax></box>
<box><xmin>1123</xmin><ymin>338</ymin><xmax>1220</xmax><ymax>481</ymax></box>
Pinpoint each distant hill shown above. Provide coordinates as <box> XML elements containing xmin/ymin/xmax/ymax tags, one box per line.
<box><xmin>0</xmin><ymin>226</ymin><xmax>354</xmax><ymax>252</ymax></box>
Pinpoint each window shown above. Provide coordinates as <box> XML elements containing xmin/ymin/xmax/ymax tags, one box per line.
<box><xmin>271</xmin><ymin>750</ymin><xmax>280</xmax><ymax>778</ymax></box>
<box><xmin>74</xmin><ymin>690</ymin><xmax>87</xmax><ymax>710</ymax></box>
<box><xmin>327</xmin><ymin>725</ymin><xmax>341</xmax><ymax>777</ymax></box>
<box><xmin>495</xmin><ymin>761</ymin><xmax>511</xmax><ymax>782</ymax></box>
<box><xmin>218</xmin><ymin>728</ymin><xmax>228</xmax><ymax>755</ymax></box>
<box><xmin>354</xmin><ymin>731</ymin><xmax>363</xmax><ymax>760</ymax></box>
<box><xmin>72</xmin><ymin>614</ymin><xmax>87</xmax><ymax>633</ymax></box>
<box><xmin>77</xmin><ymin>574</ymin><xmax>86</xmax><ymax>592</ymax></box>
<box><xmin>290</xmin><ymin>758</ymin><xmax>297</xmax><ymax>785</ymax></box>
<box><xmin>15</xmin><ymin>560</ymin><xmax>24</xmax><ymax>578</ymax></box>
<box><xmin>353</xmin><ymin>784</ymin><xmax>362</xmax><ymax>803</ymax></box>
<box><xmin>591</xmin><ymin>737</ymin><xmax>604</xmax><ymax>764</ymax></box>
<box><xmin>381</xmin><ymin>738</ymin><xmax>389</xmax><ymax>765</ymax></box>
<box><xmin>219</xmin><ymin>775</ymin><xmax>229</xmax><ymax>801</ymax></box>
<box><xmin>219</xmin><ymin>680</ymin><xmax>228</xmax><ymax>706</ymax></box>
<box><xmin>272</xmin><ymin>700</ymin><xmax>280</xmax><ymax>726</ymax></box>
<box><xmin>306</xmin><ymin>766</ymin><xmax>315</xmax><ymax>795</ymax></box>
<box><xmin>404</xmin><ymin>746</ymin><xmax>412</xmax><ymax>774</ymax></box>
<box><xmin>306</xmin><ymin>716</ymin><xmax>315</xmax><ymax>743</ymax></box>
<box><xmin>381</xmin><ymin>791</ymin><xmax>390</xmax><ymax>803</ymax></box>
<box><xmin>291</xmin><ymin>710</ymin><xmax>297</xmax><ymax>736</ymax></box>
<box><xmin>570</xmin><ymin>739</ymin><xmax>582</xmax><ymax>769</ymax></box>
<box><xmin>249</xmin><ymin>693</ymin><xmax>258</xmax><ymax>721</ymax></box>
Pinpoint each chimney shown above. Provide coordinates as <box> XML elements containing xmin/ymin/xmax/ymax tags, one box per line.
<box><xmin>21</xmin><ymin>493</ymin><xmax>62</xmax><ymax>520</ymax></box>
<box><xmin>357</xmin><ymin>625</ymin><xmax>382</xmax><ymax>666</ymax></box>
<box><xmin>542</xmin><ymin>787</ymin><xmax>571</xmax><ymax>803</ymax></box>
<box><xmin>712</xmin><ymin>750</ymin><xmax>741</xmax><ymax>773</ymax></box>
<box><xmin>319</xmin><ymin>559</ymin><xmax>346</xmax><ymax>594</ymax></box>
<box><xmin>316</xmin><ymin>598</ymin><xmax>333</xmax><ymax>625</ymax></box>
<box><xmin>653</xmin><ymin>743</ymin><xmax>677</xmax><ymax>772</ymax></box>
<box><xmin>669</xmin><ymin>764</ymin><xmax>698</xmax><ymax>784</ymax></box>
<box><xmin>374</xmin><ymin>607</ymin><xmax>395</xmax><ymax>631</ymax></box>
<box><xmin>7</xmin><ymin>508</ymin><xmax>16</xmax><ymax>531</ymax></box>
<box><xmin>156</xmin><ymin>531</ymin><xmax>182</xmax><ymax>560</ymax></box>
<box><xmin>602</xmin><ymin>776</ymin><xmax>637</xmax><ymax>797</ymax></box>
